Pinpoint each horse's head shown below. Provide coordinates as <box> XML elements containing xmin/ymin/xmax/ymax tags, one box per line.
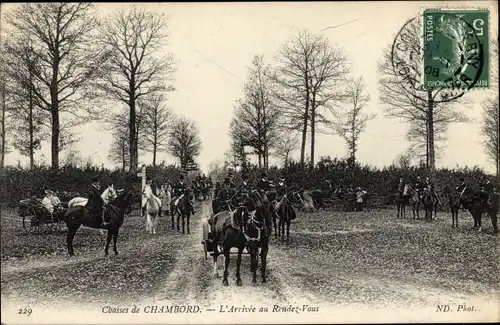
<box><xmin>233</xmin><ymin>205</ymin><xmax>250</xmax><ymax>229</ymax></box>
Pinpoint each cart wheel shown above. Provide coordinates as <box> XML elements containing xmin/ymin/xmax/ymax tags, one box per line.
<box><xmin>22</xmin><ymin>208</ymin><xmax>38</xmax><ymax>235</ymax></box>
<box><xmin>203</xmin><ymin>241</ymin><xmax>208</xmax><ymax>260</ymax></box>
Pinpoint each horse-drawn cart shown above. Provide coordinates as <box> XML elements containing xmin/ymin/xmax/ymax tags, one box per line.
<box><xmin>17</xmin><ymin>199</ymin><xmax>66</xmax><ymax>234</ymax></box>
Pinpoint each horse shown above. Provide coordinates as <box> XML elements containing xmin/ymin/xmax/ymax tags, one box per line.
<box><xmin>68</xmin><ymin>185</ymin><xmax>118</xmax><ymax>235</ymax></box>
<box><xmin>422</xmin><ymin>188</ymin><xmax>437</xmax><ymax>221</ymax></box>
<box><xmin>273</xmin><ymin>193</ymin><xmax>297</xmax><ymax>243</ymax></box>
<box><xmin>461</xmin><ymin>188</ymin><xmax>499</xmax><ymax>233</ymax></box>
<box><xmin>143</xmin><ymin>184</ymin><xmax>160</xmax><ymax>235</ymax></box>
<box><xmin>245</xmin><ymin>200</ymin><xmax>271</xmax><ymax>284</ymax></box>
<box><xmin>211</xmin><ymin>206</ymin><xmax>251</xmax><ymax>286</ymax></box>
<box><xmin>445</xmin><ymin>187</ymin><xmax>461</xmax><ymax>228</ymax></box>
<box><xmin>62</xmin><ymin>190</ymin><xmax>134</xmax><ymax>257</ymax></box>
<box><xmin>300</xmin><ymin>190</ymin><xmax>316</xmax><ymax>212</ymax></box>
<box><xmin>172</xmin><ymin>188</ymin><xmax>193</xmax><ymax>234</ymax></box>
<box><xmin>399</xmin><ymin>184</ymin><xmax>420</xmax><ymax>219</ymax></box>
<box><xmin>68</xmin><ymin>185</ymin><xmax>117</xmax><ymax>208</ymax></box>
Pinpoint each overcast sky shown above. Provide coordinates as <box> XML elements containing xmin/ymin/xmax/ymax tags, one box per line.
<box><xmin>1</xmin><ymin>1</ymin><xmax>498</xmax><ymax>174</ymax></box>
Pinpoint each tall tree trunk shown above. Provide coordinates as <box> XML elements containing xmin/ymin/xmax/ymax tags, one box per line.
<box><xmin>29</xmin><ymin>87</ymin><xmax>34</xmax><ymax>170</ymax></box>
<box><xmin>310</xmin><ymin>104</ymin><xmax>316</xmax><ymax>169</ymax></box>
<box><xmin>51</xmin><ymin>109</ymin><xmax>60</xmax><ymax>169</ymax></box>
<box><xmin>300</xmin><ymin>93</ymin><xmax>309</xmax><ymax>165</ymax></box>
<box><xmin>121</xmin><ymin>140</ymin><xmax>126</xmax><ymax>172</ymax></box>
<box><xmin>129</xmin><ymin>83</ymin><xmax>137</xmax><ymax>173</ymax></box>
<box><xmin>0</xmin><ymin>80</ymin><xmax>5</xmax><ymax>168</ymax></box>
<box><xmin>428</xmin><ymin>90</ymin><xmax>435</xmax><ymax>174</ymax></box>
<box><xmin>425</xmin><ymin>121</ymin><xmax>430</xmax><ymax>169</ymax></box>
<box><xmin>152</xmin><ymin>141</ymin><xmax>157</xmax><ymax>167</ymax></box>
<box><xmin>50</xmin><ymin>62</ymin><xmax>60</xmax><ymax>169</ymax></box>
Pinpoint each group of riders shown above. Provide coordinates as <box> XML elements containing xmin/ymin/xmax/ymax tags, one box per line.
<box><xmin>211</xmin><ymin>172</ymin><xmax>292</xmax><ymax>219</ymax></box>
<box><xmin>397</xmin><ymin>174</ymin><xmax>497</xmax><ymax>207</ymax></box>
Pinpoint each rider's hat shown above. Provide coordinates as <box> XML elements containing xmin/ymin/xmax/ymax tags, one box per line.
<box><xmin>242</xmin><ymin>174</ymin><xmax>248</xmax><ymax>180</ymax></box>
<box><xmin>146</xmin><ymin>176</ymin><xmax>152</xmax><ymax>182</ymax></box>
<box><xmin>224</xmin><ymin>177</ymin><xmax>231</xmax><ymax>185</ymax></box>
<box><xmin>459</xmin><ymin>177</ymin><xmax>465</xmax><ymax>182</ymax></box>
<box><xmin>91</xmin><ymin>176</ymin><xmax>99</xmax><ymax>183</ymax></box>
<box><xmin>261</xmin><ymin>172</ymin><xmax>267</xmax><ymax>178</ymax></box>
<box><xmin>179</xmin><ymin>174</ymin><xmax>185</xmax><ymax>180</ymax></box>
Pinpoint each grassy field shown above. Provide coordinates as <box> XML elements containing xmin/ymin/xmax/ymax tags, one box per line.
<box><xmin>1</xmin><ymin>204</ymin><xmax>499</xmax><ymax>310</ymax></box>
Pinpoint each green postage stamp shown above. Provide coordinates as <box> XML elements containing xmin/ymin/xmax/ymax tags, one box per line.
<box><xmin>422</xmin><ymin>8</ymin><xmax>490</xmax><ymax>90</ymax></box>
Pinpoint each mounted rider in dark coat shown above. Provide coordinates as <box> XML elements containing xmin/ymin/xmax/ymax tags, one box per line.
<box><xmin>478</xmin><ymin>176</ymin><xmax>494</xmax><ymax>204</ymax></box>
<box><xmin>425</xmin><ymin>177</ymin><xmax>441</xmax><ymax>205</ymax></box>
<box><xmin>455</xmin><ymin>177</ymin><xmax>468</xmax><ymax>197</ymax></box>
<box><xmin>216</xmin><ymin>177</ymin><xmax>235</xmax><ymax>212</ymax></box>
<box><xmin>87</xmin><ymin>176</ymin><xmax>108</xmax><ymax>227</ymax></box>
<box><xmin>414</xmin><ymin>176</ymin><xmax>424</xmax><ymax>201</ymax></box>
<box><xmin>172</xmin><ymin>174</ymin><xmax>195</xmax><ymax>215</ymax></box>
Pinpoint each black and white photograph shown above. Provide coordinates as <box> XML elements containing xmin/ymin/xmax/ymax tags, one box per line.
<box><xmin>0</xmin><ymin>1</ymin><xmax>498</xmax><ymax>324</ymax></box>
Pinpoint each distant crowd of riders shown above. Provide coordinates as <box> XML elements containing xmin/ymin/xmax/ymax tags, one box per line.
<box><xmin>33</xmin><ymin>170</ymin><xmax>498</xmax><ymax>228</ymax></box>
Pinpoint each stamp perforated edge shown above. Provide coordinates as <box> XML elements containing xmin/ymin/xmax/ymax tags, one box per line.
<box><xmin>418</xmin><ymin>7</ymin><xmax>491</xmax><ymax>92</ymax></box>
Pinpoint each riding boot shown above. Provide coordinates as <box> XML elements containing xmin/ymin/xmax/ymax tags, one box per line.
<box><xmin>101</xmin><ymin>209</ymin><xmax>109</xmax><ymax>227</ymax></box>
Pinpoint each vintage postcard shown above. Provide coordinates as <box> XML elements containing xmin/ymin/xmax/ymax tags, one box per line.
<box><xmin>0</xmin><ymin>1</ymin><xmax>498</xmax><ymax>324</ymax></box>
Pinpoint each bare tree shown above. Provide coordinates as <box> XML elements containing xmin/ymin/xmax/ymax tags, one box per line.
<box><xmin>0</xmin><ymin>51</ymin><xmax>10</xmax><ymax>168</ymax></box>
<box><xmin>97</xmin><ymin>5</ymin><xmax>176</xmax><ymax>173</ymax></box>
<box><xmin>333</xmin><ymin>77</ymin><xmax>374</xmax><ymax>165</ymax></box>
<box><xmin>3</xmin><ymin>39</ymin><xmax>50</xmax><ymax>169</ymax></box>
<box><xmin>393</xmin><ymin>152</ymin><xmax>412</xmax><ymax>170</ymax></box>
<box><xmin>230</xmin><ymin>55</ymin><xmax>279</xmax><ymax>170</ymax></box>
<box><xmin>378</xmin><ymin>18</ymin><xmax>469</xmax><ymax>173</ymax></box>
<box><xmin>273</xmin><ymin>134</ymin><xmax>299</xmax><ymax>168</ymax></box>
<box><xmin>5</xmin><ymin>3</ymin><xmax>106</xmax><ymax>169</ymax></box>
<box><xmin>141</xmin><ymin>95</ymin><xmax>173</xmax><ymax>166</ymax></box>
<box><xmin>274</xmin><ymin>29</ymin><xmax>349</xmax><ymax>168</ymax></box>
<box><xmin>481</xmin><ymin>39</ymin><xmax>499</xmax><ymax>183</ymax></box>
<box><xmin>224</xmin><ymin>137</ymin><xmax>248</xmax><ymax>171</ymax></box>
<box><xmin>167</xmin><ymin>117</ymin><xmax>201</xmax><ymax>166</ymax></box>
<box><xmin>108</xmin><ymin>127</ymin><xmax>130</xmax><ymax>172</ymax></box>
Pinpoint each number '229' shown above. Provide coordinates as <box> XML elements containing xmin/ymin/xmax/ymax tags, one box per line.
<box><xmin>18</xmin><ymin>308</ymin><xmax>32</xmax><ymax>316</ymax></box>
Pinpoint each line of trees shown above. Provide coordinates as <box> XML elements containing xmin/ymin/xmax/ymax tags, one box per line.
<box><xmin>225</xmin><ymin>30</ymin><xmax>373</xmax><ymax>177</ymax></box>
<box><xmin>0</xmin><ymin>3</ymin><xmax>201</xmax><ymax>173</ymax></box>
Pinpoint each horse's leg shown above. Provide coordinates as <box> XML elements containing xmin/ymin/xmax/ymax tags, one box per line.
<box><xmin>281</xmin><ymin>216</ymin><xmax>285</xmax><ymax>243</ymax></box>
<box><xmin>250</xmin><ymin>246</ymin><xmax>258</xmax><ymax>284</ymax></box>
<box><xmin>273</xmin><ymin>214</ymin><xmax>278</xmax><ymax>239</ymax></box>
<box><xmin>490</xmin><ymin>210</ymin><xmax>498</xmax><ymax>234</ymax></box>
<box><xmin>177</xmin><ymin>213</ymin><xmax>180</xmax><ymax>232</ymax></box>
<box><xmin>260</xmin><ymin>239</ymin><xmax>268</xmax><ymax>283</ymax></box>
<box><xmin>236</xmin><ymin>246</ymin><xmax>243</xmax><ymax>286</ymax></box>
<box><xmin>112</xmin><ymin>230</ymin><xmax>119</xmax><ymax>255</ymax></box>
<box><xmin>66</xmin><ymin>226</ymin><xmax>79</xmax><ymax>257</ymax></box>
<box><xmin>213</xmin><ymin>245</ymin><xmax>220</xmax><ymax>278</ymax></box>
<box><xmin>105</xmin><ymin>229</ymin><xmax>113</xmax><ymax>256</ymax></box>
<box><xmin>182</xmin><ymin>213</ymin><xmax>185</xmax><ymax>234</ymax></box>
<box><xmin>222</xmin><ymin>244</ymin><xmax>230</xmax><ymax>286</ymax></box>
<box><xmin>187</xmin><ymin>213</ymin><xmax>190</xmax><ymax>234</ymax></box>
<box><xmin>286</xmin><ymin>219</ymin><xmax>290</xmax><ymax>244</ymax></box>
<box><xmin>171</xmin><ymin>209</ymin><xmax>175</xmax><ymax>230</ymax></box>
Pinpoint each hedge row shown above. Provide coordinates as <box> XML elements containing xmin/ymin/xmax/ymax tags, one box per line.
<box><xmin>0</xmin><ymin>157</ymin><xmax>496</xmax><ymax>209</ymax></box>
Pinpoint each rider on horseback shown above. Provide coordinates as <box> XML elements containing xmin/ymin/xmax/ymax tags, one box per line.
<box><xmin>88</xmin><ymin>176</ymin><xmax>108</xmax><ymax>227</ymax></box>
<box><xmin>216</xmin><ymin>177</ymin><xmax>236</xmax><ymax>210</ymax></box>
<box><xmin>415</xmin><ymin>176</ymin><xmax>424</xmax><ymax>201</ymax></box>
<box><xmin>478</xmin><ymin>176</ymin><xmax>493</xmax><ymax>204</ymax></box>
<box><xmin>173</xmin><ymin>174</ymin><xmax>195</xmax><ymax>215</ymax></box>
<box><xmin>455</xmin><ymin>177</ymin><xmax>468</xmax><ymax>196</ymax></box>
<box><xmin>425</xmin><ymin>177</ymin><xmax>441</xmax><ymax>205</ymax></box>
<box><xmin>274</xmin><ymin>177</ymin><xmax>287</xmax><ymax>212</ymax></box>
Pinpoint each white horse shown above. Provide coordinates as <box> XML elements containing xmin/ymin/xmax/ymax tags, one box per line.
<box><xmin>68</xmin><ymin>185</ymin><xmax>118</xmax><ymax>235</ymax></box>
<box><xmin>68</xmin><ymin>185</ymin><xmax>118</xmax><ymax>208</ymax></box>
<box><xmin>143</xmin><ymin>184</ymin><xmax>160</xmax><ymax>234</ymax></box>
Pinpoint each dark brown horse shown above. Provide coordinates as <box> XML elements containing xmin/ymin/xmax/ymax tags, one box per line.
<box><xmin>273</xmin><ymin>194</ymin><xmax>297</xmax><ymax>243</ymax></box>
<box><xmin>172</xmin><ymin>189</ymin><xmax>193</xmax><ymax>234</ymax></box>
<box><xmin>421</xmin><ymin>188</ymin><xmax>437</xmax><ymax>221</ymax></box>
<box><xmin>62</xmin><ymin>190</ymin><xmax>134</xmax><ymax>257</ymax></box>
<box><xmin>462</xmin><ymin>189</ymin><xmax>499</xmax><ymax>233</ymax></box>
<box><xmin>445</xmin><ymin>187</ymin><xmax>461</xmax><ymax>228</ymax></box>
<box><xmin>211</xmin><ymin>206</ymin><xmax>251</xmax><ymax>286</ymax></box>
